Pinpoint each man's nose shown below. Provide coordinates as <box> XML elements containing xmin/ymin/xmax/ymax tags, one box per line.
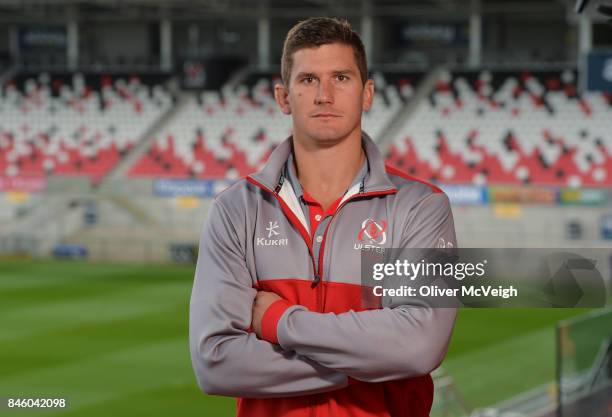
<box><xmin>315</xmin><ymin>79</ymin><xmax>334</xmax><ymax>104</ymax></box>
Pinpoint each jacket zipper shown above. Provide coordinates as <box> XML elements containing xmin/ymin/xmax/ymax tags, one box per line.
<box><xmin>312</xmin><ymin>188</ymin><xmax>397</xmax><ymax>312</ymax></box>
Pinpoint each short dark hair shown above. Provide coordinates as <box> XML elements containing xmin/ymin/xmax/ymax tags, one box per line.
<box><xmin>281</xmin><ymin>17</ymin><xmax>368</xmax><ymax>87</ymax></box>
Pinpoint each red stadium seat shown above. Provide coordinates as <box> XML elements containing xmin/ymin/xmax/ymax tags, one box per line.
<box><xmin>0</xmin><ymin>72</ymin><xmax>172</xmax><ymax>182</ymax></box>
<box><xmin>387</xmin><ymin>69</ymin><xmax>612</xmax><ymax>186</ymax></box>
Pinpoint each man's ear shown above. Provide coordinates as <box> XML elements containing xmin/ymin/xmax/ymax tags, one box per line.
<box><xmin>362</xmin><ymin>78</ymin><xmax>374</xmax><ymax>112</ymax></box>
<box><xmin>274</xmin><ymin>83</ymin><xmax>292</xmax><ymax>115</ymax></box>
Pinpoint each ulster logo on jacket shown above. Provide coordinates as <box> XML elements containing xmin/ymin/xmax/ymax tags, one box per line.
<box><xmin>355</xmin><ymin>218</ymin><xmax>388</xmax><ymax>252</ymax></box>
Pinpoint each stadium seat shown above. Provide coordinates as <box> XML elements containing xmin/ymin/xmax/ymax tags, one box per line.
<box><xmin>0</xmin><ymin>72</ymin><xmax>173</xmax><ymax>182</ymax></box>
<box><xmin>387</xmin><ymin>69</ymin><xmax>612</xmax><ymax>186</ymax></box>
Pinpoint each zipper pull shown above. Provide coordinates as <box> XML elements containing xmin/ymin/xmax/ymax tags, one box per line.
<box><xmin>311</xmin><ymin>274</ymin><xmax>321</xmax><ymax>288</ymax></box>
<box><xmin>274</xmin><ymin>172</ymin><xmax>285</xmax><ymax>194</ymax></box>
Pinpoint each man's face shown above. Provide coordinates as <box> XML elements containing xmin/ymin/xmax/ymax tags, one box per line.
<box><xmin>275</xmin><ymin>43</ymin><xmax>373</xmax><ymax>146</ymax></box>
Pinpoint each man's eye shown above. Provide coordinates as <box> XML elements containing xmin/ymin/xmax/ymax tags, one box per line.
<box><xmin>303</xmin><ymin>77</ymin><xmax>315</xmax><ymax>84</ymax></box>
<box><xmin>337</xmin><ymin>75</ymin><xmax>348</xmax><ymax>81</ymax></box>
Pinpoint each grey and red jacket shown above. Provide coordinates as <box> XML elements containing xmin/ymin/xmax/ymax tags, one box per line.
<box><xmin>189</xmin><ymin>133</ymin><xmax>458</xmax><ymax>417</ymax></box>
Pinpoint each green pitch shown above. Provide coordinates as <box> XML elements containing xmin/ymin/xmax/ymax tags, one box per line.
<box><xmin>0</xmin><ymin>259</ymin><xmax>589</xmax><ymax>416</ymax></box>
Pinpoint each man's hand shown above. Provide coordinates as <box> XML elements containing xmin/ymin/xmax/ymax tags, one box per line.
<box><xmin>251</xmin><ymin>291</ymin><xmax>282</xmax><ymax>338</ymax></box>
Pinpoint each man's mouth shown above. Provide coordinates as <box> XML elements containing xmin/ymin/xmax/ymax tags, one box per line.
<box><xmin>311</xmin><ymin>113</ymin><xmax>341</xmax><ymax>118</ymax></box>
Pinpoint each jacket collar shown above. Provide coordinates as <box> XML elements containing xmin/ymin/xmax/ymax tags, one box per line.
<box><xmin>248</xmin><ymin>132</ymin><xmax>397</xmax><ymax>195</ymax></box>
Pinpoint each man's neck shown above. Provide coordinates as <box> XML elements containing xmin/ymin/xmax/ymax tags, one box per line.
<box><xmin>292</xmin><ymin>129</ymin><xmax>365</xmax><ymax>211</ymax></box>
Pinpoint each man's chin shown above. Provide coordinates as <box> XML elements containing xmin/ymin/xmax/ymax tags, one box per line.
<box><xmin>303</xmin><ymin>128</ymin><xmax>357</xmax><ymax>147</ymax></box>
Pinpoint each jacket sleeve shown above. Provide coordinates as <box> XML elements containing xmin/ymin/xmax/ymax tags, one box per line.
<box><xmin>260</xmin><ymin>192</ymin><xmax>458</xmax><ymax>383</ymax></box>
<box><xmin>189</xmin><ymin>198</ymin><xmax>348</xmax><ymax>398</ymax></box>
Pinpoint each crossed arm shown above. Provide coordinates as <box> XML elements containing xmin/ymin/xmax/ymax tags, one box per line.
<box><xmin>189</xmin><ymin>193</ymin><xmax>457</xmax><ymax>398</ymax></box>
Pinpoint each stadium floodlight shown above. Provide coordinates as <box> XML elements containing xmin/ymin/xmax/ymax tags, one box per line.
<box><xmin>599</xmin><ymin>3</ymin><xmax>612</xmax><ymax>21</ymax></box>
<box><xmin>575</xmin><ymin>0</ymin><xmax>612</xmax><ymax>23</ymax></box>
<box><xmin>575</xmin><ymin>0</ymin><xmax>590</xmax><ymax>13</ymax></box>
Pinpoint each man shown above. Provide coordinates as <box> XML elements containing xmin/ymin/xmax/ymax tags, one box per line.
<box><xmin>190</xmin><ymin>17</ymin><xmax>457</xmax><ymax>417</ymax></box>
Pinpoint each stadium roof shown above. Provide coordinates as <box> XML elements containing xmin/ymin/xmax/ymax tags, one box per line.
<box><xmin>0</xmin><ymin>0</ymin><xmax>570</xmax><ymax>22</ymax></box>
